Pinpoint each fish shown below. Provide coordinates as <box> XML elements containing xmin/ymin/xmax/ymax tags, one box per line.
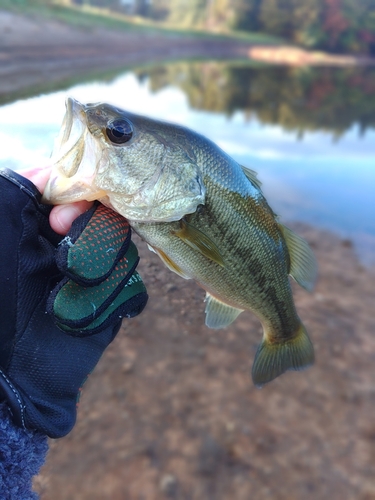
<box><xmin>43</xmin><ymin>97</ymin><xmax>317</xmax><ymax>386</ymax></box>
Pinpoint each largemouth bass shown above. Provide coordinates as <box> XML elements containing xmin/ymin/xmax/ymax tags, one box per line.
<box><xmin>43</xmin><ymin>98</ymin><xmax>317</xmax><ymax>386</ymax></box>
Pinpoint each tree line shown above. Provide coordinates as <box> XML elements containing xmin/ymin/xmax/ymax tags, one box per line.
<box><xmin>136</xmin><ymin>62</ymin><xmax>375</xmax><ymax>136</ymax></box>
<box><xmin>73</xmin><ymin>0</ymin><xmax>375</xmax><ymax>55</ymax></box>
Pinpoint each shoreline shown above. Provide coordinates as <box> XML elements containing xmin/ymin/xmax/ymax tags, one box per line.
<box><xmin>1</xmin><ymin>10</ymin><xmax>374</xmax><ymax>106</ymax></box>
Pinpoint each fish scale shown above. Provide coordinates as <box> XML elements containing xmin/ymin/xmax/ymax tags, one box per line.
<box><xmin>132</xmin><ymin>151</ymin><xmax>299</xmax><ymax>338</ymax></box>
<box><xmin>43</xmin><ymin>98</ymin><xmax>317</xmax><ymax>386</ymax></box>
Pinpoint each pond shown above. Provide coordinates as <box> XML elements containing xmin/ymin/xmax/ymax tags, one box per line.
<box><xmin>0</xmin><ymin>62</ymin><xmax>374</xmax><ymax>265</ymax></box>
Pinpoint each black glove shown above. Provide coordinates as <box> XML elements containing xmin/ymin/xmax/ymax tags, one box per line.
<box><xmin>0</xmin><ymin>169</ymin><xmax>147</xmax><ymax>438</ymax></box>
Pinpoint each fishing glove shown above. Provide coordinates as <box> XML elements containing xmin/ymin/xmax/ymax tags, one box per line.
<box><xmin>0</xmin><ymin>168</ymin><xmax>147</xmax><ymax>438</ymax></box>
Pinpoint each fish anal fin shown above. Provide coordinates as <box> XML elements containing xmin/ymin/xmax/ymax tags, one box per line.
<box><xmin>240</xmin><ymin>165</ymin><xmax>262</xmax><ymax>190</ymax></box>
<box><xmin>251</xmin><ymin>322</ymin><xmax>314</xmax><ymax>387</ymax></box>
<box><xmin>152</xmin><ymin>246</ymin><xmax>190</xmax><ymax>279</ymax></box>
<box><xmin>205</xmin><ymin>293</ymin><xmax>243</xmax><ymax>329</ymax></box>
<box><xmin>175</xmin><ymin>219</ymin><xmax>225</xmax><ymax>267</ymax></box>
<box><xmin>279</xmin><ymin>224</ymin><xmax>317</xmax><ymax>292</ymax></box>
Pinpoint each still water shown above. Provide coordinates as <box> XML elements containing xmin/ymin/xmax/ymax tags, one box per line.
<box><xmin>0</xmin><ymin>63</ymin><xmax>374</xmax><ymax>265</ymax></box>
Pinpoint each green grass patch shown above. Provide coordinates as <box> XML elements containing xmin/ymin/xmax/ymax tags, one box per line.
<box><xmin>0</xmin><ymin>0</ymin><xmax>283</xmax><ymax>45</ymax></box>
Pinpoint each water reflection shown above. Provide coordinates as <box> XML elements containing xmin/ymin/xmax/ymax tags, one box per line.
<box><xmin>140</xmin><ymin>62</ymin><xmax>375</xmax><ymax>136</ymax></box>
<box><xmin>0</xmin><ymin>62</ymin><xmax>374</xmax><ymax>265</ymax></box>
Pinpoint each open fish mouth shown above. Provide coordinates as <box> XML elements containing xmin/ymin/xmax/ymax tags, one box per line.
<box><xmin>42</xmin><ymin>97</ymin><xmax>106</xmax><ymax>204</ymax></box>
<box><xmin>53</xmin><ymin>97</ymin><xmax>86</xmax><ymax>173</ymax></box>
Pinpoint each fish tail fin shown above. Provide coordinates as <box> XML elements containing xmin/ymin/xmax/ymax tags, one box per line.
<box><xmin>251</xmin><ymin>322</ymin><xmax>314</xmax><ymax>387</ymax></box>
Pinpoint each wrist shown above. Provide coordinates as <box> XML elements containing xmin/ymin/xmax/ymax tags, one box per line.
<box><xmin>0</xmin><ymin>369</ymin><xmax>26</xmax><ymax>429</ymax></box>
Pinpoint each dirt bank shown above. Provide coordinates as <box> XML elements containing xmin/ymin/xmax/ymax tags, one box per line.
<box><xmin>0</xmin><ymin>9</ymin><xmax>258</xmax><ymax>104</ymax></box>
<box><xmin>1</xmin><ymin>10</ymin><xmax>374</xmax><ymax>105</ymax></box>
<box><xmin>33</xmin><ymin>224</ymin><xmax>375</xmax><ymax>500</ymax></box>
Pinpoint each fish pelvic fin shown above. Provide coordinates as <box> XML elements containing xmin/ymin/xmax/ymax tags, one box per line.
<box><xmin>279</xmin><ymin>224</ymin><xmax>317</xmax><ymax>292</ymax></box>
<box><xmin>205</xmin><ymin>293</ymin><xmax>243</xmax><ymax>329</ymax></box>
<box><xmin>251</xmin><ymin>322</ymin><xmax>314</xmax><ymax>387</ymax></box>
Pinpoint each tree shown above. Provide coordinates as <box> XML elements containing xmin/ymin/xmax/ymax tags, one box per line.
<box><xmin>167</xmin><ymin>0</ymin><xmax>208</xmax><ymax>28</ymax></box>
<box><xmin>142</xmin><ymin>62</ymin><xmax>375</xmax><ymax>135</ymax></box>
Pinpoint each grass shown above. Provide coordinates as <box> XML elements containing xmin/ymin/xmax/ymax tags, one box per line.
<box><xmin>0</xmin><ymin>0</ymin><xmax>284</xmax><ymax>45</ymax></box>
<box><xmin>0</xmin><ymin>0</ymin><xmax>282</xmax><ymax>105</ymax></box>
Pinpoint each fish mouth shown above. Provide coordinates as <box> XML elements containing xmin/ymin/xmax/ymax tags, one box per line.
<box><xmin>42</xmin><ymin>97</ymin><xmax>106</xmax><ymax>204</ymax></box>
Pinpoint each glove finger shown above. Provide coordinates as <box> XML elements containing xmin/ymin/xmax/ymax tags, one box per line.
<box><xmin>55</xmin><ymin>272</ymin><xmax>148</xmax><ymax>336</ymax></box>
<box><xmin>56</xmin><ymin>203</ymin><xmax>131</xmax><ymax>287</ymax></box>
<box><xmin>48</xmin><ymin>242</ymin><xmax>143</xmax><ymax>331</ymax></box>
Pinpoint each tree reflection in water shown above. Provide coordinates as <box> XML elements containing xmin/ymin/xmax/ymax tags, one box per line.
<box><xmin>137</xmin><ymin>62</ymin><xmax>375</xmax><ymax>138</ymax></box>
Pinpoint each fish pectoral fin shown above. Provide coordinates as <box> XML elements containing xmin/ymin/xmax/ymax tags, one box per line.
<box><xmin>279</xmin><ymin>224</ymin><xmax>317</xmax><ymax>292</ymax></box>
<box><xmin>240</xmin><ymin>165</ymin><xmax>262</xmax><ymax>191</ymax></box>
<box><xmin>252</xmin><ymin>322</ymin><xmax>314</xmax><ymax>387</ymax></box>
<box><xmin>204</xmin><ymin>293</ymin><xmax>243</xmax><ymax>329</ymax></box>
<box><xmin>147</xmin><ymin>244</ymin><xmax>157</xmax><ymax>254</ymax></box>
<box><xmin>174</xmin><ymin>219</ymin><xmax>225</xmax><ymax>267</ymax></box>
<box><xmin>153</xmin><ymin>246</ymin><xmax>191</xmax><ymax>279</ymax></box>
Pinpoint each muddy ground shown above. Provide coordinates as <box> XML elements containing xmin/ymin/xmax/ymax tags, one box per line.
<box><xmin>1</xmin><ymin>9</ymin><xmax>374</xmax><ymax>500</ymax></box>
<box><xmin>33</xmin><ymin>225</ymin><xmax>375</xmax><ymax>500</ymax></box>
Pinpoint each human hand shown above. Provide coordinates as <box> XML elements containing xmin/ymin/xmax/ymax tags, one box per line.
<box><xmin>20</xmin><ymin>164</ymin><xmax>93</xmax><ymax>234</ymax></box>
<box><xmin>0</xmin><ymin>168</ymin><xmax>147</xmax><ymax>437</ymax></box>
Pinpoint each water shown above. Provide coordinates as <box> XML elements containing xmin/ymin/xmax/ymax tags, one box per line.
<box><xmin>0</xmin><ymin>64</ymin><xmax>374</xmax><ymax>265</ymax></box>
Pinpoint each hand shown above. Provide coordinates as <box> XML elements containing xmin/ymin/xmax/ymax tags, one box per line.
<box><xmin>20</xmin><ymin>164</ymin><xmax>93</xmax><ymax>235</ymax></box>
<box><xmin>0</xmin><ymin>168</ymin><xmax>148</xmax><ymax>437</ymax></box>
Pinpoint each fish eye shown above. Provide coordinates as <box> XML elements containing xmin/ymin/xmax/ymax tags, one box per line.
<box><xmin>106</xmin><ymin>118</ymin><xmax>133</xmax><ymax>145</ymax></box>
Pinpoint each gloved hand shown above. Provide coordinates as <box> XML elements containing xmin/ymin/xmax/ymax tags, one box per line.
<box><xmin>0</xmin><ymin>169</ymin><xmax>147</xmax><ymax>438</ymax></box>
<box><xmin>48</xmin><ymin>201</ymin><xmax>146</xmax><ymax>335</ymax></box>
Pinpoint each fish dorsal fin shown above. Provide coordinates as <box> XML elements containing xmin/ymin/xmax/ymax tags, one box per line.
<box><xmin>205</xmin><ymin>293</ymin><xmax>243</xmax><ymax>329</ymax></box>
<box><xmin>240</xmin><ymin>165</ymin><xmax>262</xmax><ymax>191</ymax></box>
<box><xmin>174</xmin><ymin>219</ymin><xmax>225</xmax><ymax>267</ymax></box>
<box><xmin>279</xmin><ymin>224</ymin><xmax>317</xmax><ymax>292</ymax></box>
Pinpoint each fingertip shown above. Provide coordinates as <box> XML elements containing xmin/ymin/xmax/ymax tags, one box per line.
<box><xmin>50</xmin><ymin>201</ymin><xmax>93</xmax><ymax>235</ymax></box>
